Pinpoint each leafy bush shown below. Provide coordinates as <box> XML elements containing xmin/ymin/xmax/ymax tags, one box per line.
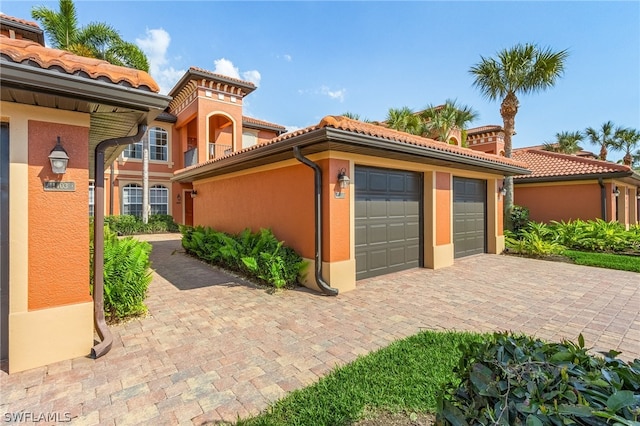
<box><xmin>102</xmin><ymin>214</ymin><xmax>179</xmax><ymax>235</ymax></box>
<box><xmin>90</xmin><ymin>226</ymin><xmax>153</xmax><ymax>322</ymax></box>
<box><xmin>438</xmin><ymin>332</ymin><xmax>640</xmax><ymax>426</ymax></box>
<box><xmin>505</xmin><ymin>222</ymin><xmax>564</xmax><ymax>256</ymax></box>
<box><xmin>549</xmin><ymin>219</ymin><xmax>639</xmax><ymax>253</ymax></box>
<box><xmin>510</xmin><ymin>205</ymin><xmax>530</xmax><ymax>237</ymax></box>
<box><xmin>181</xmin><ymin>226</ymin><xmax>306</xmax><ymax>289</ymax></box>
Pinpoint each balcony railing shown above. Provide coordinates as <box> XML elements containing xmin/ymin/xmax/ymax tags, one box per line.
<box><xmin>184</xmin><ymin>147</ymin><xmax>198</xmax><ymax>167</ymax></box>
<box><xmin>209</xmin><ymin>143</ymin><xmax>232</xmax><ymax>160</ymax></box>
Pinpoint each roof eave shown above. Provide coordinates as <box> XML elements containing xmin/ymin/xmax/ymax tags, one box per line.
<box><xmin>514</xmin><ymin>171</ymin><xmax>635</xmax><ymax>184</ymax></box>
<box><xmin>1</xmin><ymin>60</ymin><xmax>171</xmax><ymax>111</ymax></box>
<box><xmin>173</xmin><ymin>127</ymin><xmax>530</xmax><ymax>183</ymax></box>
<box><xmin>242</xmin><ymin>121</ymin><xmax>286</xmax><ymax>134</ymax></box>
<box><xmin>168</xmin><ymin>68</ymin><xmax>256</xmax><ymax>98</ymax></box>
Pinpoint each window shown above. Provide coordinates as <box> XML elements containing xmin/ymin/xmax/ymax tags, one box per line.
<box><xmin>122</xmin><ymin>127</ymin><xmax>168</xmax><ymax>161</ymax></box>
<box><xmin>242</xmin><ymin>129</ymin><xmax>258</xmax><ymax>149</ymax></box>
<box><xmin>89</xmin><ymin>182</ymin><xmax>95</xmax><ymax>217</ymax></box>
<box><xmin>122</xmin><ymin>183</ymin><xmax>143</xmax><ymax>217</ymax></box>
<box><xmin>150</xmin><ymin>185</ymin><xmax>168</xmax><ymax>215</ymax></box>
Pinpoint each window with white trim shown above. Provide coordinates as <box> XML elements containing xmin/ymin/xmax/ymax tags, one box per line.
<box><xmin>89</xmin><ymin>182</ymin><xmax>95</xmax><ymax>217</ymax></box>
<box><xmin>122</xmin><ymin>183</ymin><xmax>143</xmax><ymax>217</ymax></box>
<box><xmin>150</xmin><ymin>185</ymin><xmax>168</xmax><ymax>215</ymax></box>
<box><xmin>122</xmin><ymin>127</ymin><xmax>168</xmax><ymax>161</ymax></box>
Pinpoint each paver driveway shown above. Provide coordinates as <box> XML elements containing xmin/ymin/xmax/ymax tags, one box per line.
<box><xmin>1</xmin><ymin>234</ymin><xmax>638</xmax><ymax>425</ymax></box>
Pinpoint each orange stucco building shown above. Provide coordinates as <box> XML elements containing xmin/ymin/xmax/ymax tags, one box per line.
<box><xmin>1</xmin><ymin>14</ymin><xmax>170</xmax><ymax>373</ymax></box>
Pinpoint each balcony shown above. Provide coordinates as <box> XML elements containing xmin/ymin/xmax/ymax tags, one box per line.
<box><xmin>184</xmin><ymin>147</ymin><xmax>198</xmax><ymax>167</ymax></box>
<box><xmin>209</xmin><ymin>143</ymin><xmax>232</xmax><ymax>160</ymax></box>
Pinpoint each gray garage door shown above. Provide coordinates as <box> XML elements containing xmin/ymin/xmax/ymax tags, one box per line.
<box><xmin>355</xmin><ymin>166</ymin><xmax>421</xmax><ymax>280</ymax></box>
<box><xmin>453</xmin><ymin>177</ymin><xmax>486</xmax><ymax>258</ymax></box>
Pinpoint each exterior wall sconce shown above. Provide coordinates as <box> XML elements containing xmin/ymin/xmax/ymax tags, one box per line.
<box><xmin>613</xmin><ymin>186</ymin><xmax>620</xmax><ymax>197</ymax></box>
<box><xmin>176</xmin><ymin>194</ymin><xmax>181</xmax><ymax>203</ymax></box>
<box><xmin>337</xmin><ymin>168</ymin><xmax>350</xmax><ymax>189</ymax></box>
<box><xmin>190</xmin><ymin>190</ymin><xmax>198</xmax><ymax>198</ymax></box>
<box><xmin>48</xmin><ymin>136</ymin><xmax>69</xmax><ymax>174</ymax></box>
<box><xmin>499</xmin><ymin>185</ymin><xmax>507</xmax><ymax>197</ymax></box>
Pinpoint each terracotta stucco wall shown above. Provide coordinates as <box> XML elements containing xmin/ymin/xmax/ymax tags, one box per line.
<box><xmin>435</xmin><ymin>171</ymin><xmax>451</xmax><ymax>245</ymax></box>
<box><xmin>320</xmin><ymin>159</ymin><xmax>350</xmax><ymax>262</ymax></box>
<box><xmin>194</xmin><ymin>163</ymin><xmax>316</xmax><ymax>259</ymax></box>
<box><xmin>514</xmin><ymin>182</ymin><xmax>602</xmax><ymax>223</ymax></box>
<box><xmin>28</xmin><ymin>120</ymin><xmax>91</xmax><ymax>310</ymax></box>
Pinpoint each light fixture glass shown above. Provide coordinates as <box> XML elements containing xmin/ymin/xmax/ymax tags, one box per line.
<box><xmin>48</xmin><ymin>136</ymin><xmax>69</xmax><ymax>174</ymax></box>
<box><xmin>337</xmin><ymin>168</ymin><xmax>350</xmax><ymax>189</ymax></box>
<box><xmin>613</xmin><ymin>186</ymin><xmax>620</xmax><ymax>197</ymax></box>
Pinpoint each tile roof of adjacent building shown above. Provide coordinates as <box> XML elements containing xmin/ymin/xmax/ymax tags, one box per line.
<box><xmin>242</xmin><ymin>116</ymin><xmax>286</xmax><ymax>131</ymax></box>
<box><xmin>512</xmin><ymin>149</ymin><xmax>632</xmax><ymax>180</ymax></box>
<box><xmin>0</xmin><ymin>14</ymin><xmax>40</xmax><ymax>29</ymax></box>
<box><xmin>175</xmin><ymin>115</ymin><xmax>528</xmax><ymax>177</ymax></box>
<box><xmin>0</xmin><ymin>34</ymin><xmax>160</xmax><ymax>92</ymax></box>
<box><xmin>188</xmin><ymin>66</ymin><xmax>257</xmax><ymax>89</ymax></box>
<box><xmin>467</xmin><ymin>125</ymin><xmax>503</xmax><ymax>135</ymax></box>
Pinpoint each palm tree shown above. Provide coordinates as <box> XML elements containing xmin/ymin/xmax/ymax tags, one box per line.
<box><xmin>31</xmin><ymin>0</ymin><xmax>149</xmax><ymax>71</ymax></box>
<box><xmin>613</xmin><ymin>127</ymin><xmax>640</xmax><ymax>166</ymax></box>
<box><xmin>542</xmin><ymin>130</ymin><xmax>583</xmax><ymax>154</ymax></box>
<box><xmin>421</xmin><ymin>99</ymin><xmax>479</xmax><ymax>144</ymax></box>
<box><xmin>385</xmin><ymin>107</ymin><xmax>423</xmax><ymax>135</ymax></box>
<box><xmin>584</xmin><ymin>121</ymin><xmax>621</xmax><ymax>161</ymax></box>
<box><xmin>469</xmin><ymin>43</ymin><xmax>569</xmax><ymax>230</ymax></box>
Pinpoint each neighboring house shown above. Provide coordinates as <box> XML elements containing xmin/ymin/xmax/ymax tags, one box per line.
<box><xmin>511</xmin><ymin>149</ymin><xmax>640</xmax><ymax>227</ymax></box>
<box><xmin>99</xmin><ymin>67</ymin><xmax>286</xmax><ymax>222</ymax></box>
<box><xmin>0</xmin><ymin>14</ymin><xmax>170</xmax><ymax>372</ymax></box>
<box><xmin>173</xmin><ymin>115</ymin><xmax>529</xmax><ymax>293</ymax></box>
<box><xmin>466</xmin><ymin>125</ymin><xmax>505</xmax><ymax>155</ymax></box>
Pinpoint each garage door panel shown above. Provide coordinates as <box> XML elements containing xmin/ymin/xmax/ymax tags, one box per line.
<box><xmin>453</xmin><ymin>177</ymin><xmax>486</xmax><ymax>258</ymax></box>
<box><xmin>355</xmin><ymin>166</ymin><xmax>422</xmax><ymax>280</ymax></box>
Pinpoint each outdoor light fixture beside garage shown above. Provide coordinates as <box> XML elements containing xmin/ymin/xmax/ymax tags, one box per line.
<box><xmin>48</xmin><ymin>136</ymin><xmax>69</xmax><ymax>174</ymax></box>
<box><xmin>613</xmin><ymin>186</ymin><xmax>620</xmax><ymax>197</ymax></box>
<box><xmin>337</xmin><ymin>168</ymin><xmax>350</xmax><ymax>189</ymax></box>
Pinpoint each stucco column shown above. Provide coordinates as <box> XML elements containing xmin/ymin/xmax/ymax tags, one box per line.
<box><xmin>486</xmin><ymin>178</ymin><xmax>505</xmax><ymax>254</ymax></box>
<box><xmin>424</xmin><ymin>171</ymin><xmax>454</xmax><ymax>269</ymax></box>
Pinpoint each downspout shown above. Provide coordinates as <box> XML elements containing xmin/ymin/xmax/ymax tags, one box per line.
<box><xmin>109</xmin><ymin>163</ymin><xmax>114</xmax><ymax>215</ymax></box>
<box><xmin>92</xmin><ymin>124</ymin><xmax>148</xmax><ymax>358</ymax></box>
<box><xmin>292</xmin><ymin>146</ymin><xmax>339</xmax><ymax>296</ymax></box>
<box><xmin>598</xmin><ymin>177</ymin><xmax>607</xmax><ymax>221</ymax></box>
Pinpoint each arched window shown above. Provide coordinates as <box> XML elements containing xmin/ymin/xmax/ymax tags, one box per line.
<box><xmin>122</xmin><ymin>183</ymin><xmax>143</xmax><ymax>217</ymax></box>
<box><xmin>150</xmin><ymin>185</ymin><xmax>168</xmax><ymax>215</ymax></box>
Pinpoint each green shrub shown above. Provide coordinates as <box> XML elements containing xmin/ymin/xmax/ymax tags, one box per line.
<box><xmin>181</xmin><ymin>226</ymin><xmax>306</xmax><ymax>289</ymax></box>
<box><xmin>101</xmin><ymin>214</ymin><xmax>179</xmax><ymax>235</ymax></box>
<box><xmin>438</xmin><ymin>332</ymin><xmax>640</xmax><ymax>426</ymax></box>
<box><xmin>90</xmin><ymin>226</ymin><xmax>153</xmax><ymax>322</ymax></box>
<box><xmin>505</xmin><ymin>222</ymin><xmax>564</xmax><ymax>256</ymax></box>
<box><xmin>510</xmin><ymin>205</ymin><xmax>530</xmax><ymax>236</ymax></box>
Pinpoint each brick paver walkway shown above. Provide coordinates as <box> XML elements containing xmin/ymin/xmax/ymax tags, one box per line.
<box><xmin>1</xmin><ymin>233</ymin><xmax>638</xmax><ymax>425</ymax></box>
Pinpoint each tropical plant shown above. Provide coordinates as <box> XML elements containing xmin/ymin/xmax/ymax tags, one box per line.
<box><xmin>385</xmin><ymin>106</ymin><xmax>424</xmax><ymax>135</ymax></box>
<box><xmin>181</xmin><ymin>226</ymin><xmax>307</xmax><ymax>289</ymax></box>
<box><xmin>613</xmin><ymin>127</ymin><xmax>640</xmax><ymax>166</ymax></box>
<box><xmin>584</xmin><ymin>121</ymin><xmax>622</xmax><ymax>161</ymax></box>
<box><xmin>97</xmin><ymin>214</ymin><xmax>179</xmax><ymax>235</ymax></box>
<box><xmin>89</xmin><ymin>226</ymin><xmax>153</xmax><ymax>322</ymax></box>
<box><xmin>31</xmin><ymin>0</ymin><xmax>149</xmax><ymax>71</ymax></box>
<box><xmin>469</xmin><ymin>43</ymin><xmax>569</xmax><ymax>230</ymax></box>
<box><xmin>542</xmin><ymin>130</ymin><xmax>584</xmax><ymax>154</ymax></box>
<box><xmin>421</xmin><ymin>99</ymin><xmax>479</xmax><ymax>144</ymax></box>
<box><xmin>341</xmin><ymin>112</ymin><xmax>372</xmax><ymax>123</ymax></box>
<box><xmin>438</xmin><ymin>332</ymin><xmax>640</xmax><ymax>426</ymax></box>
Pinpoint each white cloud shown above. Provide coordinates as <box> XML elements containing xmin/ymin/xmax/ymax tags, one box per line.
<box><xmin>213</xmin><ymin>58</ymin><xmax>261</xmax><ymax>87</ymax></box>
<box><xmin>136</xmin><ymin>28</ymin><xmax>185</xmax><ymax>95</ymax></box>
<box><xmin>299</xmin><ymin>86</ymin><xmax>347</xmax><ymax>102</ymax></box>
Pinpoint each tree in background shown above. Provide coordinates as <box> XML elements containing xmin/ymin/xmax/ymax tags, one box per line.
<box><xmin>31</xmin><ymin>0</ymin><xmax>149</xmax><ymax>71</ymax></box>
<box><xmin>469</xmin><ymin>43</ymin><xmax>569</xmax><ymax>230</ymax></box>
<box><xmin>542</xmin><ymin>130</ymin><xmax>584</xmax><ymax>154</ymax></box>
<box><xmin>385</xmin><ymin>107</ymin><xmax>423</xmax><ymax>135</ymax></box>
<box><xmin>612</xmin><ymin>127</ymin><xmax>640</xmax><ymax>167</ymax></box>
<box><xmin>421</xmin><ymin>99</ymin><xmax>478</xmax><ymax>145</ymax></box>
<box><xmin>584</xmin><ymin>121</ymin><xmax>622</xmax><ymax>162</ymax></box>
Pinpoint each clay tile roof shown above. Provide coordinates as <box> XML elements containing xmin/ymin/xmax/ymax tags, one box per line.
<box><xmin>175</xmin><ymin>115</ymin><xmax>528</xmax><ymax>176</ymax></box>
<box><xmin>0</xmin><ymin>14</ymin><xmax>40</xmax><ymax>29</ymax></box>
<box><xmin>512</xmin><ymin>149</ymin><xmax>632</xmax><ymax>179</ymax></box>
<box><xmin>242</xmin><ymin>116</ymin><xmax>286</xmax><ymax>131</ymax></box>
<box><xmin>467</xmin><ymin>125</ymin><xmax>502</xmax><ymax>135</ymax></box>
<box><xmin>0</xmin><ymin>35</ymin><xmax>159</xmax><ymax>92</ymax></box>
<box><xmin>189</xmin><ymin>66</ymin><xmax>256</xmax><ymax>88</ymax></box>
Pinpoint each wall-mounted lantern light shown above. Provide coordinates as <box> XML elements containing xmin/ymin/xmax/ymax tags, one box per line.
<box><xmin>176</xmin><ymin>194</ymin><xmax>181</xmax><ymax>203</ymax></box>
<box><xmin>337</xmin><ymin>168</ymin><xmax>350</xmax><ymax>189</ymax></box>
<box><xmin>48</xmin><ymin>136</ymin><xmax>69</xmax><ymax>174</ymax></box>
<box><xmin>499</xmin><ymin>185</ymin><xmax>507</xmax><ymax>197</ymax></box>
<box><xmin>613</xmin><ymin>186</ymin><xmax>620</xmax><ymax>197</ymax></box>
<box><xmin>190</xmin><ymin>190</ymin><xmax>198</xmax><ymax>198</ymax></box>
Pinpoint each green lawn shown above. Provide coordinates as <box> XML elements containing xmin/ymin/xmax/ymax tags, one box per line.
<box><xmin>563</xmin><ymin>250</ymin><xmax>640</xmax><ymax>273</ymax></box>
<box><xmin>235</xmin><ymin>330</ymin><xmax>484</xmax><ymax>426</ymax></box>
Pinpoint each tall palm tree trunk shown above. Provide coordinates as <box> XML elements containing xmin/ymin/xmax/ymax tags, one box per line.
<box><xmin>500</xmin><ymin>92</ymin><xmax>519</xmax><ymax>230</ymax></box>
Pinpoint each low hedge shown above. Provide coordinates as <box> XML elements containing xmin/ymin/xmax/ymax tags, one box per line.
<box><xmin>181</xmin><ymin>226</ymin><xmax>307</xmax><ymax>289</ymax></box>
<box><xmin>97</xmin><ymin>214</ymin><xmax>179</xmax><ymax>235</ymax></box>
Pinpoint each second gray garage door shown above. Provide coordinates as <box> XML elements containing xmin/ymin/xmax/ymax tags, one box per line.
<box><xmin>453</xmin><ymin>177</ymin><xmax>486</xmax><ymax>258</ymax></box>
<box><xmin>355</xmin><ymin>166</ymin><xmax>421</xmax><ymax>280</ymax></box>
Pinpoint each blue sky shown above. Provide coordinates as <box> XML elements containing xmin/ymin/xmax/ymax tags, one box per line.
<box><xmin>3</xmin><ymin>1</ymin><xmax>639</xmax><ymax>160</ymax></box>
